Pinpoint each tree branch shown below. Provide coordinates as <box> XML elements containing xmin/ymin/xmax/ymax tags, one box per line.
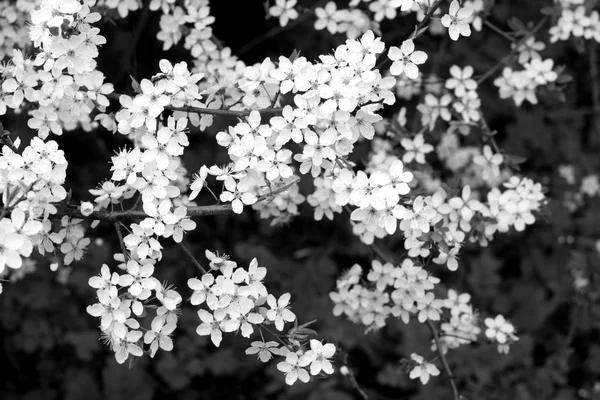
<box><xmin>168</xmin><ymin>103</ymin><xmax>283</xmax><ymax>117</ymax></box>
<box><xmin>53</xmin><ymin>178</ymin><xmax>300</xmax><ymax>223</ymax></box>
<box><xmin>106</xmin><ymin>92</ymin><xmax>283</xmax><ymax>117</ymax></box>
<box><xmin>54</xmin><ymin>203</ymin><xmax>233</xmax><ymax>222</ymax></box>
<box><xmin>416</xmin><ymin>0</ymin><xmax>446</xmax><ymax>32</ymax></box>
<box><xmin>426</xmin><ymin>320</ymin><xmax>460</xmax><ymax>400</ymax></box>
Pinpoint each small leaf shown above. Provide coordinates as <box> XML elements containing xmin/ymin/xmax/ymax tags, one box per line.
<box><xmin>541</xmin><ymin>5</ymin><xmax>561</xmax><ymax>16</ymax></box>
<box><xmin>507</xmin><ymin>16</ymin><xmax>526</xmax><ymax>34</ymax></box>
<box><xmin>288</xmin><ymin>49</ymin><xmax>301</xmax><ymax>63</ymax></box>
<box><xmin>130</xmin><ymin>75</ymin><xmax>142</xmax><ymax>94</ymax></box>
<box><xmin>556</xmin><ymin>73</ymin><xmax>573</xmax><ymax>85</ymax></box>
<box><xmin>410</xmin><ymin>25</ymin><xmax>429</xmax><ymax>40</ymax></box>
<box><xmin>505</xmin><ymin>154</ymin><xmax>527</xmax><ymax>165</ymax></box>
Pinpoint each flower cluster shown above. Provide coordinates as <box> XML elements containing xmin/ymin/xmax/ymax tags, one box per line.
<box><xmin>0</xmin><ymin>0</ymin><xmax>113</xmax><ymax>139</ymax></box>
<box><xmin>189</xmin><ymin>251</ymin><xmax>336</xmax><ymax>385</ymax></box>
<box><xmin>549</xmin><ymin>1</ymin><xmax>600</xmax><ymax>43</ymax></box>
<box><xmin>210</xmin><ymin>30</ymin><xmax>398</xmax><ymax>217</ymax></box>
<box><xmin>438</xmin><ymin>290</ymin><xmax>481</xmax><ymax>352</ymax></box>
<box><xmin>330</xmin><ymin>259</ymin><xmax>443</xmax><ymax>330</ymax></box>
<box><xmin>331</xmin><ymin>258</ymin><xmax>518</xmax><ymax>383</ymax></box>
<box><xmin>313</xmin><ymin>1</ymin><xmax>374</xmax><ymax>39</ymax></box>
<box><xmin>0</xmin><ymin>1</ymin><xmax>33</xmax><ymax>59</ymax></box>
<box><xmin>87</xmin><ymin>257</ymin><xmax>182</xmax><ymax>363</ymax></box>
<box><xmin>484</xmin><ymin>314</ymin><xmax>519</xmax><ymax>354</ymax></box>
<box><xmin>494</xmin><ymin>56</ymin><xmax>559</xmax><ymax>106</ymax></box>
<box><xmin>0</xmin><ymin>0</ymin><xmax>556</xmax><ymax>392</ymax></box>
<box><xmin>0</xmin><ymin>137</ymin><xmax>74</xmax><ymax>275</ymax></box>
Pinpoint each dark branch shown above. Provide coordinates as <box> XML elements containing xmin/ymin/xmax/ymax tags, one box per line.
<box><xmin>54</xmin><ymin>203</ymin><xmax>233</xmax><ymax>223</ymax></box>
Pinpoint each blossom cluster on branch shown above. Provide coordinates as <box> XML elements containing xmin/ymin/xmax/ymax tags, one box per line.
<box><xmin>0</xmin><ymin>0</ymin><xmax>588</xmax><ymax>395</ymax></box>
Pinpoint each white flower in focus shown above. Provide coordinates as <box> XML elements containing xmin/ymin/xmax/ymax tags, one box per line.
<box><xmin>388</xmin><ymin>39</ymin><xmax>428</xmax><ymax>79</ymax></box>
<box><xmin>196</xmin><ymin>308</ymin><xmax>225</xmax><ymax>346</ymax></box>
<box><xmin>277</xmin><ymin>351</ymin><xmax>311</xmax><ymax>385</ymax></box>
<box><xmin>441</xmin><ymin>0</ymin><xmax>473</xmax><ymax>41</ymax></box>
<box><xmin>266</xmin><ymin>292</ymin><xmax>296</xmax><ymax>330</ymax></box>
<box><xmin>305</xmin><ymin>339</ymin><xmax>336</xmax><ymax>375</ymax></box>
<box><xmin>80</xmin><ymin>202</ymin><xmax>94</xmax><ymax>217</ymax></box>
<box><xmin>408</xmin><ymin>353</ymin><xmax>440</xmax><ymax>384</ymax></box>
<box><xmin>246</xmin><ymin>340</ymin><xmax>282</xmax><ymax>362</ymax></box>
<box><xmin>144</xmin><ymin>318</ymin><xmax>175</xmax><ymax>357</ymax></box>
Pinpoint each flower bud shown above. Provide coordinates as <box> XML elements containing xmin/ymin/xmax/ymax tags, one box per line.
<box><xmin>80</xmin><ymin>201</ymin><xmax>94</xmax><ymax>216</ymax></box>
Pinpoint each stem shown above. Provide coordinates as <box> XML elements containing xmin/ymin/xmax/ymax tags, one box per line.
<box><xmin>427</xmin><ymin>320</ymin><xmax>460</xmax><ymax>400</ymax></box>
<box><xmin>54</xmin><ymin>202</ymin><xmax>233</xmax><ymax>222</ymax></box>
<box><xmin>476</xmin><ymin>16</ymin><xmax>549</xmax><ymax>85</ymax></box>
<box><xmin>106</xmin><ymin>92</ymin><xmax>282</xmax><ymax>117</ymax></box>
<box><xmin>367</xmin><ymin>236</ymin><xmax>461</xmax><ymax>399</ymax></box>
<box><xmin>114</xmin><ymin>221</ymin><xmax>129</xmax><ymax>261</ymax></box>
<box><xmin>178</xmin><ymin>242</ymin><xmax>207</xmax><ymax>274</ymax></box>
<box><xmin>346</xmin><ymin>367</ymin><xmax>368</xmax><ymax>400</ymax></box>
<box><xmin>483</xmin><ymin>19</ymin><xmax>514</xmax><ymax>42</ymax></box>
<box><xmin>168</xmin><ymin>104</ymin><xmax>283</xmax><ymax>117</ymax></box>
<box><xmin>588</xmin><ymin>41</ymin><xmax>600</xmax><ymax>146</ymax></box>
<box><xmin>416</xmin><ymin>0</ymin><xmax>446</xmax><ymax>32</ymax></box>
<box><xmin>235</xmin><ymin>0</ymin><xmax>329</xmax><ymax>57</ymax></box>
<box><xmin>259</xmin><ymin>323</ymin><xmax>293</xmax><ymax>352</ymax></box>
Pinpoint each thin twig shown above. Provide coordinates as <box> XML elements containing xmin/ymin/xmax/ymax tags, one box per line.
<box><xmin>259</xmin><ymin>323</ymin><xmax>293</xmax><ymax>352</ymax></box>
<box><xmin>560</xmin><ymin>304</ymin><xmax>580</xmax><ymax>354</ymax></box>
<box><xmin>114</xmin><ymin>221</ymin><xmax>129</xmax><ymax>260</ymax></box>
<box><xmin>427</xmin><ymin>320</ymin><xmax>461</xmax><ymax>400</ymax></box>
<box><xmin>344</xmin><ymin>366</ymin><xmax>368</xmax><ymax>400</ymax></box>
<box><xmin>235</xmin><ymin>0</ymin><xmax>329</xmax><ymax>57</ymax></box>
<box><xmin>368</xmin><ymin>238</ymin><xmax>460</xmax><ymax>399</ymax></box>
<box><xmin>168</xmin><ymin>104</ymin><xmax>283</xmax><ymax>117</ymax></box>
<box><xmin>588</xmin><ymin>41</ymin><xmax>600</xmax><ymax>146</ymax></box>
<box><xmin>178</xmin><ymin>241</ymin><xmax>207</xmax><ymax>274</ymax></box>
<box><xmin>106</xmin><ymin>92</ymin><xmax>283</xmax><ymax>117</ymax></box>
<box><xmin>416</xmin><ymin>0</ymin><xmax>446</xmax><ymax>32</ymax></box>
<box><xmin>476</xmin><ymin>16</ymin><xmax>549</xmax><ymax>85</ymax></box>
<box><xmin>53</xmin><ymin>179</ymin><xmax>300</xmax><ymax>223</ymax></box>
<box><xmin>54</xmin><ymin>203</ymin><xmax>233</xmax><ymax>222</ymax></box>
<box><xmin>483</xmin><ymin>19</ymin><xmax>514</xmax><ymax>42</ymax></box>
